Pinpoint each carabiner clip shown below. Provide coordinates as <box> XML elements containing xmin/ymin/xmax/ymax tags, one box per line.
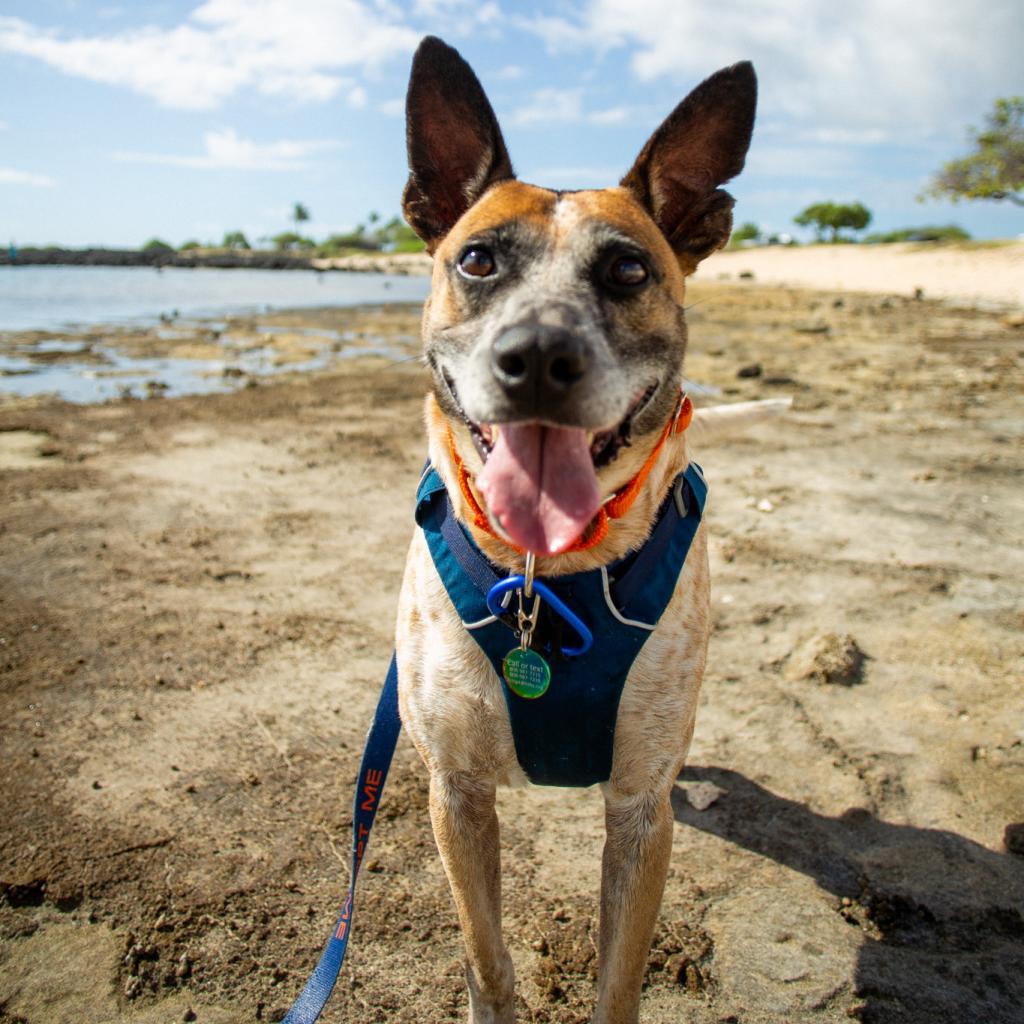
<box><xmin>486</xmin><ymin>575</ymin><xmax>593</xmax><ymax>657</ymax></box>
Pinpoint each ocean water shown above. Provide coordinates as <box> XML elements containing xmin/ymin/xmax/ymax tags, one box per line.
<box><xmin>0</xmin><ymin>265</ymin><xmax>430</xmax><ymax>331</ymax></box>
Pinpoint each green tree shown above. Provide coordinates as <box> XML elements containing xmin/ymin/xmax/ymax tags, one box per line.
<box><xmin>731</xmin><ymin>221</ymin><xmax>760</xmax><ymax>245</ymax></box>
<box><xmin>142</xmin><ymin>237</ymin><xmax>174</xmax><ymax>252</ymax></box>
<box><xmin>221</xmin><ymin>230</ymin><xmax>251</xmax><ymax>250</ymax></box>
<box><xmin>179</xmin><ymin>239</ymin><xmax>202</xmax><ymax>251</ymax></box>
<box><xmin>923</xmin><ymin>97</ymin><xmax>1024</xmax><ymax>207</ymax></box>
<box><xmin>378</xmin><ymin>215</ymin><xmax>426</xmax><ymax>252</ymax></box>
<box><xmin>794</xmin><ymin>201</ymin><xmax>872</xmax><ymax>242</ymax></box>
<box><xmin>292</xmin><ymin>202</ymin><xmax>311</xmax><ymax>233</ymax></box>
<box><xmin>272</xmin><ymin>231</ymin><xmax>314</xmax><ymax>251</ymax></box>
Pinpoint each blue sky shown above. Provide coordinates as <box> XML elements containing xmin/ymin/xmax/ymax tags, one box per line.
<box><xmin>2</xmin><ymin>0</ymin><xmax>1022</xmax><ymax>247</ymax></box>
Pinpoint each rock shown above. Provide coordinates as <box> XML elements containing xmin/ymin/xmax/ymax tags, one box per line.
<box><xmin>685</xmin><ymin>781</ymin><xmax>727</xmax><ymax>810</ymax></box>
<box><xmin>708</xmin><ymin>885</ymin><xmax>861</xmax><ymax>1016</ymax></box>
<box><xmin>1005</xmin><ymin>823</ymin><xmax>1024</xmax><ymax>855</ymax></box>
<box><xmin>737</xmin><ymin>363</ymin><xmax>762</xmax><ymax>378</ymax></box>
<box><xmin>738</xmin><ymin>270</ymin><xmax>755</xmax><ymax>280</ymax></box>
<box><xmin>1002</xmin><ymin>312</ymin><xmax>1024</xmax><ymax>329</ymax></box>
<box><xmin>786</xmin><ymin>632</ymin><xmax>866</xmax><ymax>686</ymax></box>
<box><xmin>795</xmin><ymin>322</ymin><xmax>831</xmax><ymax>335</ymax></box>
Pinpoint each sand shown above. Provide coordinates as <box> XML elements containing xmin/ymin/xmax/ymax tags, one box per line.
<box><xmin>700</xmin><ymin>241</ymin><xmax>1024</xmax><ymax>309</ymax></box>
<box><xmin>0</xmin><ymin>275</ymin><xmax>1022</xmax><ymax>1024</ymax></box>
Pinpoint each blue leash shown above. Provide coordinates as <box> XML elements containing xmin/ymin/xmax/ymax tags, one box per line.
<box><xmin>281</xmin><ymin>653</ymin><xmax>402</xmax><ymax>1024</ymax></box>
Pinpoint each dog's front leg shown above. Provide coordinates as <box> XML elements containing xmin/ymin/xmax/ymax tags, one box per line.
<box><xmin>430</xmin><ymin>770</ymin><xmax>515</xmax><ymax>1024</ymax></box>
<box><xmin>593</xmin><ymin>784</ymin><xmax>674</xmax><ymax>1024</ymax></box>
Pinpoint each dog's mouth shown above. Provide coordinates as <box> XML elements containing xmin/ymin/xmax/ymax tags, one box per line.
<box><xmin>459</xmin><ymin>382</ymin><xmax>658</xmax><ymax>470</ymax></box>
<box><xmin>441</xmin><ymin>374</ymin><xmax>658</xmax><ymax>554</ymax></box>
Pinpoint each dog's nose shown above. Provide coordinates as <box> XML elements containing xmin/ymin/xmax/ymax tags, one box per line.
<box><xmin>491</xmin><ymin>325</ymin><xmax>588</xmax><ymax>406</ymax></box>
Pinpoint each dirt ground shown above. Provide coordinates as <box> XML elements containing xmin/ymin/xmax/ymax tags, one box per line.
<box><xmin>1</xmin><ymin>281</ymin><xmax>1022</xmax><ymax>1024</ymax></box>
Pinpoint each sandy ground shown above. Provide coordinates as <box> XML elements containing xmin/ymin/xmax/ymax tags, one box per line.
<box><xmin>1</xmin><ymin>280</ymin><xmax>1022</xmax><ymax>1024</ymax></box>
<box><xmin>699</xmin><ymin>242</ymin><xmax>1024</xmax><ymax>309</ymax></box>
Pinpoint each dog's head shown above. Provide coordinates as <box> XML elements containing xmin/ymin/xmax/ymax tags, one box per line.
<box><xmin>404</xmin><ymin>37</ymin><xmax>756</xmax><ymax>556</ymax></box>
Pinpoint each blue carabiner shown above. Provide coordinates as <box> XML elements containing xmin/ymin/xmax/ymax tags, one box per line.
<box><xmin>486</xmin><ymin>575</ymin><xmax>593</xmax><ymax>657</ymax></box>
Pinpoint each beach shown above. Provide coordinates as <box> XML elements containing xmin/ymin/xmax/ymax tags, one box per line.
<box><xmin>0</xmin><ymin>262</ymin><xmax>1022</xmax><ymax>1023</ymax></box>
<box><xmin>699</xmin><ymin>240</ymin><xmax>1024</xmax><ymax>308</ymax></box>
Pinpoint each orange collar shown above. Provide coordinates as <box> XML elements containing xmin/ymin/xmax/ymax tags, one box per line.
<box><xmin>447</xmin><ymin>391</ymin><xmax>693</xmax><ymax>554</ymax></box>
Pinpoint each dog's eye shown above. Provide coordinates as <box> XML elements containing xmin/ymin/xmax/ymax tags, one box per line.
<box><xmin>457</xmin><ymin>247</ymin><xmax>496</xmax><ymax>279</ymax></box>
<box><xmin>607</xmin><ymin>256</ymin><xmax>648</xmax><ymax>289</ymax></box>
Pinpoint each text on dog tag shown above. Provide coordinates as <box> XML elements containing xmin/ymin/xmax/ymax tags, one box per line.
<box><xmin>502</xmin><ymin>647</ymin><xmax>551</xmax><ymax>699</ymax></box>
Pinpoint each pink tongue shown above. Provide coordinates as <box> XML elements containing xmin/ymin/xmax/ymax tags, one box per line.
<box><xmin>475</xmin><ymin>423</ymin><xmax>602</xmax><ymax>555</ymax></box>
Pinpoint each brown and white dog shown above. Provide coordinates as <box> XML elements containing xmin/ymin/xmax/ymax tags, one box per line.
<box><xmin>395</xmin><ymin>37</ymin><xmax>757</xmax><ymax>1024</ymax></box>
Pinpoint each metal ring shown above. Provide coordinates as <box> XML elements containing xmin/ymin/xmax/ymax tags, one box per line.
<box><xmin>523</xmin><ymin>551</ymin><xmax>536</xmax><ymax>599</ymax></box>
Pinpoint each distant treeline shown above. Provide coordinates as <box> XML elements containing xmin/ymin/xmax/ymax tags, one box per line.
<box><xmin>2</xmin><ymin>247</ymin><xmax>320</xmax><ymax>269</ymax></box>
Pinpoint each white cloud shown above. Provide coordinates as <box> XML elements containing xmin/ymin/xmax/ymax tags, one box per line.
<box><xmin>114</xmin><ymin>129</ymin><xmax>341</xmax><ymax>171</ymax></box>
<box><xmin>804</xmin><ymin>129</ymin><xmax>890</xmax><ymax>146</ymax></box>
<box><xmin>0</xmin><ymin>2</ymin><xmax>420</xmax><ymax>110</ymax></box>
<box><xmin>515</xmin><ymin>14</ymin><xmax>594</xmax><ymax>54</ymax></box>
<box><xmin>589</xmin><ymin>105</ymin><xmax>630</xmax><ymax>125</ymax></box>
<box><xmin>495</xmin><ymin>64</ymin><xmax>525</xmax><ymax>81</ymax></box>
<box><xmin>510</xmin><ymin>87</ymin><xmax>584</xmax><ymax>127</ymax></box>
<box><xmin>347</xmin><ymin>85</ymin><xmax>368</xmax><ymax>110</ymax></box>
<box><xmin>0</xmin><ymin>167</ymin><xmax>56</xmax><ymax>187</ymax></box>
<box><xmin>511</xmin><ymin>93</ymin><xmax>634</xmax><ymax>130</ymax></box>
<box><xmin>518</xmin><ymin>0</ymin><xmax>1023</xmax><ymax>143</ymax></box>
<box><xmin>378</xmin><ymin>97</ymin><xmax>405</xmax><ymax>117</ymax></box>
<box><xmin>412</xmin><ymin>0</ymin><xmax>501</xmax><ymax>30</ymax></box>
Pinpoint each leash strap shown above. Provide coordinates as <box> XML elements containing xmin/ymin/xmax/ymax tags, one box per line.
<box><xmin>281</xmin><ymin>653</ymin><xmax>401</xmax><ymax>1024</ymax></box>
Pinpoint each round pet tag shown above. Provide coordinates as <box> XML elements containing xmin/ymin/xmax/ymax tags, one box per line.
<box><xmin>502</xmin><ymin>647</ymin><xmax>551</xmax><ymax>699</ymax></box>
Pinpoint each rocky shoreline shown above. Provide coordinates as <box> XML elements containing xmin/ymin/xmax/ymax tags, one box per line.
<box><xmin>1</xmin><ymin>247</ymin><xmax>433</xmax><ymax>275</ymax></box>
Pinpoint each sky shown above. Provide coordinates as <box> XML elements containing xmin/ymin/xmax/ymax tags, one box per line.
<box><xmin>1</xmin><ymin>0</ymin><xmax>1022</xmax><ymax>248</ymax></box>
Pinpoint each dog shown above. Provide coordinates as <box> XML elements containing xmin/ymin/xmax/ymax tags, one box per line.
<box><xmin>394</xmin><ymin>36</ymin><xmax>757</xmax><ymax>1024</ymax></box>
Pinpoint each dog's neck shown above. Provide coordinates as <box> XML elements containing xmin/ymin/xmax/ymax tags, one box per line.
<box><xmin>424</xmin><ymin>394</ymin><xmax>694</xmax><ymax>576</ymax></box>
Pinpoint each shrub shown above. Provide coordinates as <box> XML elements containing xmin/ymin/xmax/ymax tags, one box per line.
<box><xmin>864</xmin><ymin>225</ymin><xmax>972</xmax><ymax>244</ymax></box>
<box><xmin>221</xmin><ymin>231</ymin><xmax>251</xmax><ymax>250</ymax></box>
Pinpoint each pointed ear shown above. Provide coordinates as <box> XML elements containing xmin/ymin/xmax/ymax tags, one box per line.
<box><xmin>402</xmin><ymin>36</ymin><xmax>515</xmax><ymax>253</ymax></box>
<box><xmin>621</xmin><ymin>62</ymin><xmax>756</xmax><ymax>266</ymax></box>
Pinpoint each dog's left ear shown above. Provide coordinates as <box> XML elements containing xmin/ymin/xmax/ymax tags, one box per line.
<box><xmin>621</xmin><ymin>62</ymin><xmax>756</xmax><ymax>268</ymax></box>
<box><xmin>403</xmin><ymin>36</ymin><xmax>515</xmax><ymax>253</ymax></box>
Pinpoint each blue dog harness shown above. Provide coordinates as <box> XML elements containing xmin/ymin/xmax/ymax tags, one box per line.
<box><xmin>414</xmin><ymin>461</ymin><xmax>707</xmax><ymax>787</ymax></box>
<box><xmin>282</xmin><ymin>460</ymin><xmax>706</xmax><ymax>1022</ymax></box>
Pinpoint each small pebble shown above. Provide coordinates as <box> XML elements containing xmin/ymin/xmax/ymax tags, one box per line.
<box><xmin>685</xmin><ymin>781</ymin><xmax>726</xmax><ymax>811</ymax></box>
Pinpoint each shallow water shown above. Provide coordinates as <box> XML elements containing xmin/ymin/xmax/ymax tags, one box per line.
<box><xmin>0</xmin><ymin>265</ymin><xmax>430</xmax><ymax>331</ymax></box>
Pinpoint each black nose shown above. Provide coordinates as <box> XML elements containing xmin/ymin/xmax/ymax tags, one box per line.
<box><xmin>491</xmin><ymin>325</ymin><xmax>588</xmax><ymax>408</ymax></box>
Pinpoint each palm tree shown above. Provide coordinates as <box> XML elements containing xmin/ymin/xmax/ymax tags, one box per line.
<box><xmin>292</xmin><ymin>202</ymin><xmax>311</xmax><ymax>233</ymax></box>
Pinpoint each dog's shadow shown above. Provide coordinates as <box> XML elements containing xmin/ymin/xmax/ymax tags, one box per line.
<box><xmin>672</xmin><ymin>767</ymin><xmax>1024</xmax><ymax>1024</ymax></box>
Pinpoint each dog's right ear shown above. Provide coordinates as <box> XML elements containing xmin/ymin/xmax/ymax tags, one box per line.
<box><xmin>403</xmin><ymin>36</ymin><xmax>515</xmax><ymax>253</ymax></box>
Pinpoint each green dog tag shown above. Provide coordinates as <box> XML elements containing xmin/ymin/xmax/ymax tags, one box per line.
<box><xmin>502</xmin><ymin>647</ymin><xmax>551</xmax><ymax>699</ymax></box>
